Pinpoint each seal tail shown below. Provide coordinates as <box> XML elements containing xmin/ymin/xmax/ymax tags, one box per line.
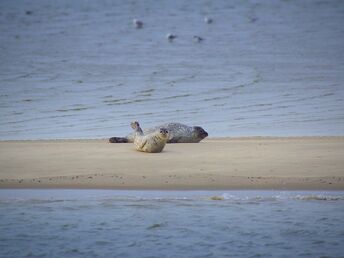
<box><xmin>109</xmin><ymin>137</ymin><xmax>128</xmax><ymax>143</ymax></box>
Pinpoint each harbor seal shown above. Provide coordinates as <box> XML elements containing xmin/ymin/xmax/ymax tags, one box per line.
<box><xmin>131</xmin><ymin>121</ymin><xmax>169</xmax><ymax>153</ymax></box>
<box><xmin>109</xmin><ymin>122</ymin><xmax>208</xmax><ymax>143</ymax></box>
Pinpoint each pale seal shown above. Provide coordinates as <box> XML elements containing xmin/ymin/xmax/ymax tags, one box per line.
<box><xmin>131</xmin><ymin>121</ymin><xmax>169</xmax><ymax>153</ymax></box>
<box><xmin>109</xmin><ymin>122</ymin><xmax>208</xmax><ymax>143</ymax></box>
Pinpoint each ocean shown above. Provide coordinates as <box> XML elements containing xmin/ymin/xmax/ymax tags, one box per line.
<box><xmin>0</xmin><ymin>190</ymin><xmax>343</xmax><ymax>258</ymax></box>
<box><xmin>0</xmin><ymin>0</ymin><xmax>343</xmax><ymax>140</ymax></box>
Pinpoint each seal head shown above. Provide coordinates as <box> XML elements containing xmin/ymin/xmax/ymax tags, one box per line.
<box><xmin>193</xmin><ymin>126</ymin><xmax>208</xmax><ymax>141</ymax></box>
<box><xmin>131</xmin><ymin>121</ymin><xmax>142</xmax><ymax>132</ymax></box>
<box><xmin>159</xmin><ymin>128</ymin><xmax>169</xmax><ymax>139</ymax></box>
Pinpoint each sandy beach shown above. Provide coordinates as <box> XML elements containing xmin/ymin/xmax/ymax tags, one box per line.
<box><xmin>0</xmin><ymin>137</ymin><xmax>343</xmax><ymax>190</ymax></box>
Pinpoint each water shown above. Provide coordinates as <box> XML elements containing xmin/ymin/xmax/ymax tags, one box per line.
<box><xmin>0</xmin><ymin>0</ymin><xmax>344</xmax><ymax>140</ymax></box>
<box><xmin>0</xmin><ymin>190</ymin><xmax>343</xmax><ymax>258</ymax></box>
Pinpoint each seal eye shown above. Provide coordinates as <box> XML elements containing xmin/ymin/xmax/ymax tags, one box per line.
<box><xmin>194</xmin><ymin>126</ymin><xmax>208</xmax><ymax>139</ymax></box>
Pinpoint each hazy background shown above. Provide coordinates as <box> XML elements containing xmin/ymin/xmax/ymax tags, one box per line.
<box><xmin>1</xmin><ymin>0</ymin><xmax>343</xmax><ymax>139</ymax></box>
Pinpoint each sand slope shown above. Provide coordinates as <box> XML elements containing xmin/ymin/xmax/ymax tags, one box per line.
<box><xmin>0</xmin><ymin>137</ymin><xmax>343</xmax><ymax>190</ymax></box>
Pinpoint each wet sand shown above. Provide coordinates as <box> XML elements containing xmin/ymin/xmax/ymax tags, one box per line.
<box><xmin>0</xmin><ymin>137</ymin><xmax>343</xmax><ymax>190</ymax></box>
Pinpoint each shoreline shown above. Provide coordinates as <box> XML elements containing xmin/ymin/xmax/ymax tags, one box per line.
<box><xmin>1</xmin><ymin>135</ymin><xmax>342</xmax><ymax>142</ymax></box>
<box><xmin>0</xmin><ymin>177</ymin><xmax>343</xmax><ymax>191</ymax></box>
<box><xmin>1</xmin><ymin>137</ymin><xmax>343</xmax><ymax>190</ymax></box>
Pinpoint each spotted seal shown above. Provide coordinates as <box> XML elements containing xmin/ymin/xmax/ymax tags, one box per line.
<box><xmin>131</xmin><ymin>121</ymin><xmax>169</xmax><ymax>153</ymax></box>
<box><xmin>109</xmin><ymin>122</ymin><xmax>208</xmax><ymax>143</ymax></box>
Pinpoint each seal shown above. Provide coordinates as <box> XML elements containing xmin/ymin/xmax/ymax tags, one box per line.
<box><xmin>109</xmin><ymin>122</ymin><xmax>208</xmax><ymax>144</ymax></box>
<box><xmin>131</xmin><ymin>121</ymin><xmax>169</xmax><ymax>153</ymax></box>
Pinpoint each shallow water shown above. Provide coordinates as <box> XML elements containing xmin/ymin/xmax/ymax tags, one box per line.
<box><xmin>0</xmin><ymin>190</ymin><xmax>343</xmax><ymax>258</ymax></box>
<box><xmin>0</xmin><ymin>0</ymin><xmax>344</xmax><ymax>139</ymax></box>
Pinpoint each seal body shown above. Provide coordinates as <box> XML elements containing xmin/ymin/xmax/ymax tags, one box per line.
<box><xmin>109</xmin><ymin>122</ymin><xmax>208</xmax><ymax>144</ymax></box>
<box><xmin>131</xmin><ymin>121</ymin><xmax>169</xmax><ymax>153</ymax></box>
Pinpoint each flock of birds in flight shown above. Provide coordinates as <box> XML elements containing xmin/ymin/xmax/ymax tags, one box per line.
<box><xmin>132</xmin><ymin>17</ymin><xmax>213</xmax><ymax>43</ymax></box>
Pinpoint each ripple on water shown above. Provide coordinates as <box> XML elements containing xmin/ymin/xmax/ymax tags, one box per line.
<box><xmin>0</xmin><ymin>190</ymin><xmax>343</xmax><ymax>258</ymax></box>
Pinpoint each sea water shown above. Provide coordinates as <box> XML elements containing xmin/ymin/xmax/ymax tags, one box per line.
<box><xmin>0</xmin><ymin>190</ymin><xmax>343</xmax><ymax>258</ymax></box>
<box><xmin>0</xmin><ymin>0</ymin><xmax>344</xmax><ymax>140</ymax></box>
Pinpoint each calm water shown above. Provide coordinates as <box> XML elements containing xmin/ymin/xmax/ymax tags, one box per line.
<box><xmin>1</xmin><ymin>0</ymin><xmax>344</xmax><ymax>139</ymax></box>
<box><xmin>0</xmin><ymin>190</ymin><xmax>343</xmax><ymax>258</ymax></box>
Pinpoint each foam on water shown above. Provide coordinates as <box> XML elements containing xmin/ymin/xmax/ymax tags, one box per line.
<box><xmin>1</xmin><ymin>189</ymin><xmax>344</xmax><ymax>203</ymax></box>
<box><xmin>0</xmin><ymin>0</ymin><xmax>344</xmax><ymax>139</ymax></box>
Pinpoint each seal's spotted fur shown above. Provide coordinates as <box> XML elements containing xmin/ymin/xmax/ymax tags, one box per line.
<box><xmin>109</xmin><ymin>122</ymin><xmax>208</xmax><ymax>143</ymax></box>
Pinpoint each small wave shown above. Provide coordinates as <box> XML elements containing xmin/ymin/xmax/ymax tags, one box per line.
<box><xmin>46</xmin><ymin>193</ymin><xmax>344</xmax><ymax>203</ymax></box>
<box><xmin>294</xmin><ymin>195</ymin><xmax>344</xmax><ymax>201</ymax></box>
<box><xmin>102</xmin><ymin>98</ymin><xmax>127</xmax><ymax>104</ymax></box>
<box><xmin>218</xmin><ymin>194</ymin><xmax>280</xmax><ymax>202</ymax></box>
<box><xmin>210</xmin><ymin>194</ymin><xmax>344</xmax><ymax>202</ymax></box>
<box><xmin>21</xmin><ymin>99</ymin><xmax>35</xmax><ymax>102</ymax></box>
<box><xmin>135</xmin><ymin>89</ymin><xmax>155</xmax><ymax>97</ymax></box>
<box><xmin>162</xmin><ymin>94</ymin><xmax>191</xmax><ymax>100</ymax></box>
<box><xmin>147</xmin><ymin>223</ymin><xmax>166</xmax><ymax>230</ymax></box>
<box><xmin>56</xmin><ymin>107</ymin><xmax>89</xmax><ymax>112</ymax></box>
<box><xmin>104</xmin><ymin>98</ymin><xmax>149</xmax><ymax>105</ymax></box>
<box><xmin>203</xmin><ymin>95</ymin><xmax>230</xmax><ymax>102</ymax></box>
<box><xmin>0</xmin><ymin>198</ymin><xmax>75</xmax><ymax>204</ymax></box>
<box><xmin>1</xmin><ymin>191</ymin><xmax>343</xmax><ymax>204</ymax></box>
<box><xmin>99</xmin><ymin>196</ymin><xmax>194</xmax><ymax>202</ymax></box>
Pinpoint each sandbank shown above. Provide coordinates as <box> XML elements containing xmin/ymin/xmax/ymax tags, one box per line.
<box><xmin>0</xmin><ymin>137</ymin><xmax>343</xmax><ymax>190</ymax></box>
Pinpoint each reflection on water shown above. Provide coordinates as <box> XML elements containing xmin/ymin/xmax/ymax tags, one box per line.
<box><xmin>0</xmin><ymin>190</ymin><xmax>343</xmax><ymax>257</ymax></box>
<box><xmin>0</xmin><ymin>0</ymin><xmax>343</xmax><ymax>139</ymax></box>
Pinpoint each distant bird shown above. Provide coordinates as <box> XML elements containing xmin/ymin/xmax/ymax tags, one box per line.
<box><xmin>193</xmin><ymin>36</ymin><xmax>203</xmax><ymax>43</ymax></box>
<box><xmin>133</xmin><ymin>19</ymin><xmax>143</xmax><ymax>29</ymax></box>
<box><xmin>166</xmin><ymin>33</ymin><xmax>177</xmax><ymax>41</ymax></box>
<box><xmin>204</xmin><ymin>17</ymin><xmax>213</xmax><ymax>24</ymax></box>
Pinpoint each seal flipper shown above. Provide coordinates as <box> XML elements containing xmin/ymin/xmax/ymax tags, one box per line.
<box><xmin>109</xmin><ymin>137</ymin><xmax>128</xmax><ymax>143</ymax></box>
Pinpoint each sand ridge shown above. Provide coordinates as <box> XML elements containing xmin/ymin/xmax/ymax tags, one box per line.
<box><xmin>0</xmin><ymin>137</ymin><xmax>343</xmax><ymax>190</ymax></box>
